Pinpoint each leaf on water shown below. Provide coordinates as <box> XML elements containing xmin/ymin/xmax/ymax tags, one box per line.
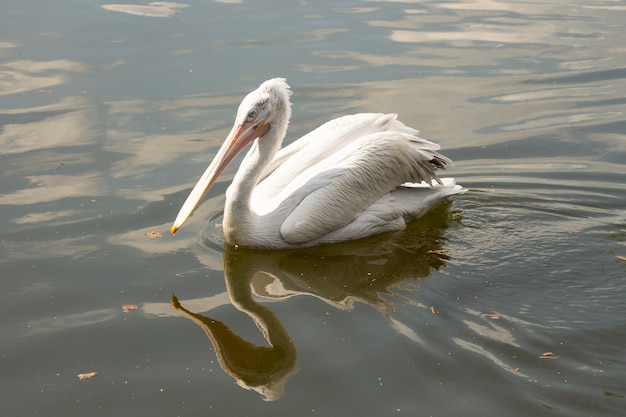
<box><xmin>539</xmin><ymin>352</ymin><xmax>560</xmax><ymax>359</ymax></box>
<box><xmin>427</xmin><ymin>249</ymin><xmax>448</xmax><ymax>254</ymax></box>
<box><xmin>146</xmin><ymin>231</ymin><xmax>163</xmax><ymax>238</ymax></box>
<box><xmin>77</xmin><ymin>372</ymin><xmax>97</xmax><ymax>380</ymax></box>
<box><xmin>122</xmin><ymin>304</ymin><xmax>137</xmax><ymax>312</ymax></box>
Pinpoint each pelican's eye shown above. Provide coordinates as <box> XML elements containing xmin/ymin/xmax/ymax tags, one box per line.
<box><xmin>246</xmin><ymin>109</ymin><xmax>257</xmax><ymax>121</ymax></box>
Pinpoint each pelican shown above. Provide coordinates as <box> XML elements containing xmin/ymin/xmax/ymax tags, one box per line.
<box><xmin>171</xmin><ymin>78</ymin><xmax>464</xmax><ymax>249</ymax></box>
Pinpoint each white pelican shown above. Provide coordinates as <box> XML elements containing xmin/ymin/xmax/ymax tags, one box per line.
<box><xmin>171</xmin><ymin>78</ymin><xmax>464</xmax><ymax>249</ymax></box>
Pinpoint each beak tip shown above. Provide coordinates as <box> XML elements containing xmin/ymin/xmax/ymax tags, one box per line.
<box><xmin>170</xmin><ymin>225</ymin><xmax>178</xmax><ymax>235</ymax></box>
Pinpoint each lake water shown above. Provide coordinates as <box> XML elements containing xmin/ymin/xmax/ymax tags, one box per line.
<box><xmin>2</xmin><ymin>1</ymin><xmax>625</xmax><ymax>416</ymax></box>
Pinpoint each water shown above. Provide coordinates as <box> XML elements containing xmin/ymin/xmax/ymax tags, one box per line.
<box><xmin>2</xmin><ymin>1</ymin><xmax>625</xmax><ymax>416</ymax></box>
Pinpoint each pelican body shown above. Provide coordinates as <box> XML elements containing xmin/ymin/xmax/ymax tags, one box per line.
<box><xmin>171</xmin><ymin>78</ymin><xmax>464</xmax><ymax>249</ymax></box>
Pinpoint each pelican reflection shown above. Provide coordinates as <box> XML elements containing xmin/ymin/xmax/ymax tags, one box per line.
<box><xmin>172</xmin><ymin>204</ymin><xmax>459</xmax><ymax>400</ymax></box>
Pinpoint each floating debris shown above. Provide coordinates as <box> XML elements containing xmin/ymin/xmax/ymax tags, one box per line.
<box><xmin>427</xmin><ymin>249</ymin><xmax>448</xmax><ymax>254</ymax></box>
<box><xmin>146</xmin><ymin>231</ymin><xmax>163</xmax><ymax>238</ymax></box>
<box><xmin>122</xmin><ymin>304</ymin><xmax>137</xmax><ymax>312</ymax></box>
<box><xmin>77</xmin><ymin>372</ymin><xmax>97</xmax><ymax>380</ymax></box>
<box><xmin>539</xmin><ymin>352</ymin><xmax>560</xmax><ymax>359</ymax></box>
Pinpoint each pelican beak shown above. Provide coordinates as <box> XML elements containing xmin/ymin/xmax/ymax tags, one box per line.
<box><xmin>171</xmin><ymin>122</ymin><xmax>270</xmax><ymax>234</ymax></box>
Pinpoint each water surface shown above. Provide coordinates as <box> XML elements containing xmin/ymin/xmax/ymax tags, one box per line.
<box><xmin>1</xmin><ymin>1</ymin><xmax>625</xmax><ymax>416</ymax></box>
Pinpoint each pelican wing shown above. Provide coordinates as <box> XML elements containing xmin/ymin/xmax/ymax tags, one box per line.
<box><xmin>277</xmin><ymin>130</ymin><xmax>450</xmax><ymax>245</ymax></box>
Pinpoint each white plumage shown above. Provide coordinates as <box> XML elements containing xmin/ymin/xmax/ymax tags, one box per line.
<box><xmin>171</xmin><ymin>78</ymin><xmax>464</xmax><ymax>249</ymax></box>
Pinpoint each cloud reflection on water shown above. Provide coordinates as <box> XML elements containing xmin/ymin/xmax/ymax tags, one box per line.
<box><xmin>102</xmin><ymin>2</ymin><xmax>189</xmax><ymax>18</ymax></box>
<box><xmin>0</xmin><ymin>59</ymin><xmax>86</xmax><ymax>96</ymax></box>
<box><xmin>2</xmin><ymin>70</ymin><xmax>623</xmax><ymax>255</ymax></box>
<box><xmin>2</xmin><ymin>0</ymin><xmax>624</xmax><ymax>238</ymax></box>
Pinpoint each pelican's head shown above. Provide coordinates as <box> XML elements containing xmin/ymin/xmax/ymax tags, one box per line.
<box><xmin>170</xmin><ymin>78</ymin><xmax>292</xmax><ymax>235</ymax></box>
<box><xmin>235</xmin><ymin>78</ymin><xmax>292</xmax><ymax>139</ymax></box>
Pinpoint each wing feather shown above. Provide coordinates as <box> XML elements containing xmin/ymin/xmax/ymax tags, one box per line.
<box><xmin>279</xmin><ymin>130</ymin><xmax>450</xmax><ymax>244</ymax></box>
<box><xmin>258</xmin><ymin>113</ymin><xmax>400</xmax><ymax>189</ymax></box>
